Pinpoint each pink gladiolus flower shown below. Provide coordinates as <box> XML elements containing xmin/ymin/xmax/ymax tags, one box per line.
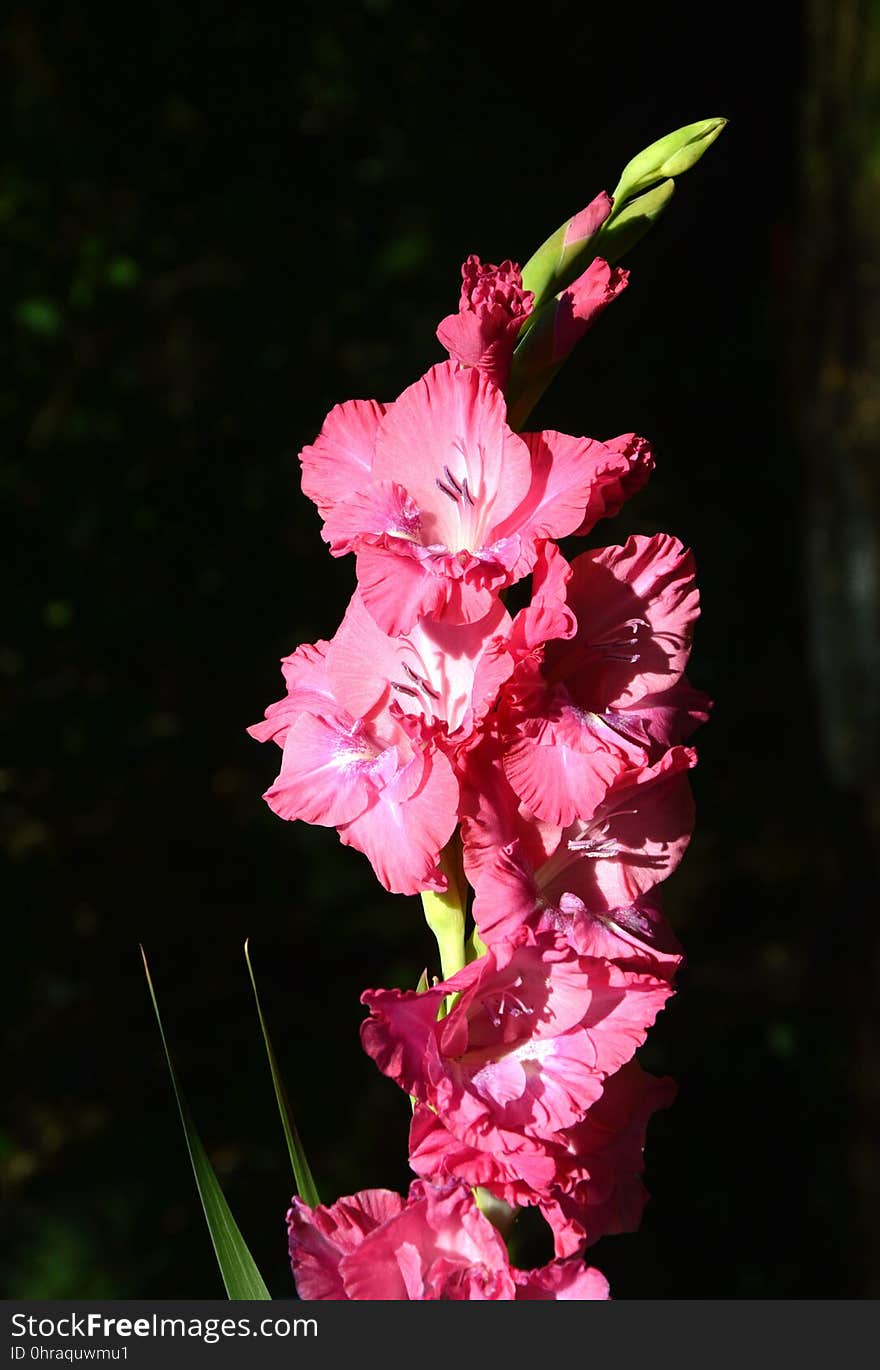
<box><xmin>436</xmin><ymin>256</ymin><xmax>534</xmax><ymax>390</ymax></box>
<box><xmin>471</xmin><ymin>745</ymin><xmax>698</xmax><ymax>945</ymax></box>
<box><xmin>496</xmin><ymin>533</ymin><xmax>704</xmax><ymax>827</ymax></box>
<box><xmin>409</xmin><ymin>1062</ymin><xmax>675</xmax><ymax>1257</ymax></box>
<box><xmin>361</xmin><ymin>928</ymin><xmax>672</xmax><ymax>1144</ymax></box>
<box><xmin>300</xmin><ymin>360</ymin><xmax>652</xmax><ymax>635</ymax></box>
<box><xmin>287</xmin><ymin>1180</ymin><xmax>609</xmax><ymax>1300</ymax></box>
<box><xmin>325</xmin><ymin>588</ymin><xmax>514</xmax><ymax>746</ymax></box>
<box><xmin>248</xmin><ymin>639</ymin><xmax>458</xmax><ymax>895</ymax></box>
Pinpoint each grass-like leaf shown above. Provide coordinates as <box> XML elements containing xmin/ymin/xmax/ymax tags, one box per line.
<box><xmin>244</xmin><ymin>939</ymin><xmax>321</xmax><ymax>1210</ymax></box>
<box><xmin>141</xmin><ymin>946</ymin><xmax>271</xmax><ymax>1300</ymax></box>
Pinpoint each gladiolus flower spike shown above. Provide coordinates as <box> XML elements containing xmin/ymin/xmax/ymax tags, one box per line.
<box><xmin>248</xmin><ymin>118</ymin><xmax>723</xmax><ymax>1299</ymax></box>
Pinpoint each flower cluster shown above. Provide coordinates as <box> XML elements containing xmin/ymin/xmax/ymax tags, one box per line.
<box><xmin>250</xmin><ymin>197</ymin><xmax>708</xmax><ymax>1300</ymax></box>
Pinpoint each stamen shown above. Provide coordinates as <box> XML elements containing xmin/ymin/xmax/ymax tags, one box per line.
<box><xmin>402</xmin><ymin>661</ymin><xmax>441</xmax><ymax>700</ymax></box>
<box><xmin>390</xmin><ymin>681</ymin><xmax>420</xmax><ymax>698</ymax></box>
<box><xmin>443</xmin><ymin>465</ymin><xmax>463</xmax><ymax>495</ymax></box>
<box><xmin>435</xmin><ymin>478</ymin><xmax>460</xmax><ymax>502</ymax></box>
<box><xmin>461</xmin><ymin>477</ymin><xmax>475</xmax><ymax>506</ymax></box>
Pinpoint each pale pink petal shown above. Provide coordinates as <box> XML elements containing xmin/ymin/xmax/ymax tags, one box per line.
<box><xmin>299</xmin><ymin>398</ymin><xmax>387</xmax><ymax>518</ymax></box>
<box><xmin>262</xmin><ymin>712</ymin><xmax>380</xmax><ymax>827</ymax></box>
<box><xmin>372</xmin><ymin>362</ymin><xmax>533</xmax><ymax>549</ymax></box>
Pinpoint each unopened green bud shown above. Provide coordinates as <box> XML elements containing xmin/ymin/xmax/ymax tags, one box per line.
<box><xmin>611</xmin><ymin>117</ymin><xmax>727</xmax><ymax>210</ymax></box>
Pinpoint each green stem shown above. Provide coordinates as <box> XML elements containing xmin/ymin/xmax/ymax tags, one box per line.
<box><xmin>421</xmin><ymin>833</ymin><xmax>467</xmax><ymax>985</ymax></box>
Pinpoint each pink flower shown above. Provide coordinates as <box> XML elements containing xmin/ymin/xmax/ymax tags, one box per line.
<box><xmin>436</xmin><ymin>255</ymin><xmax>534</xmax><ymax>390</ymax></box>
<box><xmin>523</xmin><ymin>258</ymin><xmax>630</xmax><ymax>375</ymax></box>
<box><xmin>409</xmin><ymin>1062</ymin><xmax>675</xmax><ymax>1257</ymax></box>
<box><xmin>300</xmin><ymin>360</ymin><xmax>650</xmax><ymax>635</ymax></box>
<box><xmin>471</xmin><ymin>746</ymin><xmax>698</xmax><ymax>946</ymax></box>
<box><xmin>325</xmin><ymin>587</ymin><xmax>514</xmax><ymax>746</ymax></box>
<box><xmin>494</xmin><ymin>534</ymin><xmax>705</xmax><ymax>828</ymax></box>
<box><xmin>248</xmin><ymin>638</ymin><xmax>458</xmax><ymax>895</ymax></box>
<box><xmin>287</xmin><ymin>1180</ymin><xmax>609</xmax><ymax>1299</ymax></box>
<box><xmin>361</xmin><ymin>928</ymin><xmax>672</xmax><ymax>1145</ymax></box>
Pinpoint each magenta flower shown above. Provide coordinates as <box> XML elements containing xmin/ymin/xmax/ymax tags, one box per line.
<box><xmin>287</xmin><ymin>1180</ymin><xmax>609</xmax><ymax>1300</ymax></box>
<box><xmin>361</xmin><ymin>928</ymin><xmax>671</xmax><ymax>1144</ymax></box>
<box><xmin>436</xmin><ymin>255</ymin><xmax>534</xmax><ymax>390</ymax></box>
<box><xmin>300</xmin><ymin>360</ymin><xmax>651</xmax><ymax>634</ymax></box>
<box><xmin>470</xmin><ymin>746</ymin><xmax>698</xmax><ymax>947</ymax></box>
<box><xmin>409</xmin><ymin>1062</ymin><xmax>675</xmax><ymax>1257</ymax></box>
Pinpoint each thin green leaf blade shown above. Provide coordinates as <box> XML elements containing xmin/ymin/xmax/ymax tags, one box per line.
<box><xmin>141</xmin><ymin>946</ymin><xmax>271</xmax><ymax>1300</ymax></box>
<box><xmin>244</xmin><ymin>940</ymin><xmax>321</xmax><ymax>1210</ymax></box>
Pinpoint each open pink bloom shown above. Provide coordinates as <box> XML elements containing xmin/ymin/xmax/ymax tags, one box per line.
<box><xmin>248</xmin><ymin>639</ymin><xmax>458</xmax><ymax>895</ymax></box>
<box><xmin>436</xmin><ymin>256</ymin><xmax>534</xmax><ymax>390</ymax></box>
<box><xmin>409</xmin><ymin>1062</ymin><xmax>675</xmax><ymax>1257</ymax></box>
<box><xmin>300</xmin><ymin>360</ymin><xmax>652</xmax><ymax>635</ymax></box>
<box><xmin>362</xmin><ymin>928</ymin><xmax>672</xmax><ymax>1145</ymax></box>
<box><xmin>287</xmin><ymin>1180</ymin><xmax>609</xmax><ymax>1300</ymax></box>
<box><xmin>472</xmin><ymin>745</ymin><xmax>697</xmax><ymax>945</ymax></box>
<box><xmin>496</xmin><ymin>534</ymin><xmax>704</xmax><ymax>827</ymax></box>
<box><xmin>326</xmin><ymin>588</ymin><xmax>514</xmax><ymax>746</ymax></box>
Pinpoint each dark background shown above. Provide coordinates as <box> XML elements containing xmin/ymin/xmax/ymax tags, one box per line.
<box><xmin>4</xmin><ymin>0</ymin><xmax>879</xmax><ymax>1298</ymax></box>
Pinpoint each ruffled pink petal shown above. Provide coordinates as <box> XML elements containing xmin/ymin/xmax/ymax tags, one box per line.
<box><xmin>321</xmin><ymin>480</ymin><xmax>421</xmax><ymax>556</ymax></box>
<box><xmin>571</xmin><ymin>432</ymin><xmax>655</xmax><ymax>534</ymax></box>
<box><xmin>287</xmin><ymin>1190</ymin><xmax>405</xmax><ymax>1300</ymax></box>
<box><xmin>508</xmin><ymin>541</ymin><xmax>577</xmax><ymax>656</ymax></box>
<box><xmin>339</xmin><ymin>1182</ymin><xmax>515</xmax><ymax>1301</ymax></box>
<box><xmin>553</xmin><ymin>534</ymin><xmax>699</xmax><ymax>710</ymax></box>
<box><xmin>459</xmin><ymin>727</ymin><xmax>561</xmax><ymax>886</ymax></box>
<box><xmin>514</xmin><ymin>1259</ymin><xmax>610</xmax><ymax>1301</ymax></box>
<box><xmin>436</xmin><ymin>257</ymin><xmax>532</xmax><ymax>390</ymax></box>
<box><xmin>543</xmin><ymin>745</ymin><xmax>697</xmax><ymax>911</ymax></box>
<box><xmin>299</xmin><ymin>398</ymin><xmax>387</xmax><ymax>518</ymax></box>
<box><xmin>247</xmin><ymin>641</ymin><xmax>334</xmax><ymax>746</ymax></box>
<box><xmin>497</xmin><ymin>431</ymin><xmax>635</xmax><ymax>554</ymax></box>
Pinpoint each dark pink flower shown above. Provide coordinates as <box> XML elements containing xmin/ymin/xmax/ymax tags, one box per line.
<box><xmin>494</xmin><ymin>534</ymin><xmax>705</xmax><ymax>828</ymax></box>
<box><xmin>361</xmin><ymin>929</ymin><xmax>672</xmax><ymax>1145</ymax></box>
<box><xmin>287</xmin><ymin>1180</ymin><xmax>609</xmax><ymax>1300</ymax></box>
<box><xmin>300</xmin><ymin>361</ymin><xmax>649</xmax><ymax>635</ymax></box>
<box><xmin>410</xmin><ymin>1062</ymin><xmax>675</xmax><ymax>1257</ymax></box>
<box><xmin>436</xmin><ymin>256</ymin><xmax>534</xmax><ymax>390</ymax></box>
<box><xmin>472</xmin><ymin>746</ymin><xmax>698</xmax><ymax>944</ymax></box>
<box><xmin>522</xmin><ymin>259</ymin><xmax>630</xmax><ymax>376</ymax></box>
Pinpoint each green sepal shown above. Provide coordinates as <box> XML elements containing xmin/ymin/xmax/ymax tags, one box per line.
<box><xmin>243</xmin><ymin>939</ymin><xmax>321</xmax><ymax>1210</ymax></box>
<box><xmin>141</xmin><ymin>947</ymin><xmax>271</xmax><ymax>1300</ymax></box>
<box><xmin>591</xmin><ymin>178</ymin><xmax>676</xmax><ymax>266</ymax></box>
